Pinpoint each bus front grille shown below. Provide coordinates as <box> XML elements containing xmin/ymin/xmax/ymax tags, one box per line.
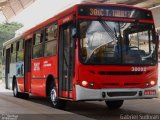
<box><xmin>107</xmin><ymin>91</ymin><xmax>137</xmax><ymax>97</ymax></box>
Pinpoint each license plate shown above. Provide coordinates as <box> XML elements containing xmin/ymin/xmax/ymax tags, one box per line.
<box><xmin>144</xmin><ymin>90</ymin><xmax>156</xmax><ymax>95</ymax></box>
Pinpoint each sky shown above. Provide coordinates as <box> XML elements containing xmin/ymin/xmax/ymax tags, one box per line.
<box><xmin>8</xmin><ymin>0</ymin><xmax>82</xmax><ymax>35</ymax></box>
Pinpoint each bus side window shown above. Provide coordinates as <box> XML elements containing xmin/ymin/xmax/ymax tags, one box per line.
<box><xmin>17</xmin><ymin>40</ymin><xmax>24</xmax><ymax>62</ymax></box>
<box><xmin>11</xmin><ymin>43</ymin><xmax>16</xmax><ymax>63</ymax></box>
<box><xmin>33</xmin><ymin>31</ymin><xmax>44</xmax><ymax>59</ymax></box>
<box><xmin>16</xmin><ymin>40</ymin><xmax>24</xmax><ymax>77</ymax></box>
<box><xmin>44</xmin><ymin>23</ymin><xmax>57</xmax><ymax>57</ymax></box>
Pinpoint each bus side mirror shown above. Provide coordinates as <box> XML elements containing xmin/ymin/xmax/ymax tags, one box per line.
<box><xmin>71</xmin><ymin>28</ymin><xmax>76</xmax><ymax>38</ymax></box>
<box><xmin>71</xmin><ymin>28</ymin><xmax>77</xmax><ymax>48</ymax></box>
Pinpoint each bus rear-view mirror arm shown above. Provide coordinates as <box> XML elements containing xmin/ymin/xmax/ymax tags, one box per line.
<box><xmin>72</xmin><ymin>28</ymin><xmax>76</xmax><ymax>38</ymax></box>
<box><xmin>72</xmin><ymin>27</ymin><xmax>77</xmax><ymax>49</ymax></box>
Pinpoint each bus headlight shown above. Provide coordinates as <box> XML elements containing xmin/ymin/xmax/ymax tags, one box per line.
<box><xmin>145</xmin><ymin>81</ymin><xmax>156</xmax><ymax>87</ymax></box>
<box><xmin>82</xmin><ymin>80</ymin><xmax>88</xmax><ymax>87</ymax></box>
<box><xmin>150</xmin><ymin>81</ymin><xmax>156</xmax><ymax>86</ymax></box>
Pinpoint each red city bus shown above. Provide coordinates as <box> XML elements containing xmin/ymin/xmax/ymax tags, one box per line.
<box><xmin>2</xmin><ymin>3</ymin><xmax>159</xmax><ymax>109</ymax></box>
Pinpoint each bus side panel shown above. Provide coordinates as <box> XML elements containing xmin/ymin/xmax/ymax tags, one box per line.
<box><xmin>31</xmin><ymin>56</ymin><xmax>57</xmax><ymax>96</ymax></box>
<box><xmin>31</xmin><ymin>58</ymin><xmax>45</xmax><ymax>96</ymax></box>
<box><xmin>31</xmin><ymin>78</ymin><xmax>45</xmax><ymax>96</ymax></box>
<box><xmin>43</xmin><ymin>56</ymin><xmax>58</xmax><ymax>88</ymax></box>
<box><xmin>15</xmin><ymin>61</ymin><xmax>25</xmax><ymax>92</ymax></box>
<box><xmin>17</xmin><ymin>78</ymin><xmax>24</xmax><ymax>92</ymax></box>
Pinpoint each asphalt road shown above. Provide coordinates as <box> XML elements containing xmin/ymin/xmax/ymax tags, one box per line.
<box><xmin>0</xmin><ymin>83</ymin><xmax>160</xmax><ymax>120</ymax></box>
<box><xmin>0</xmin><ymin>83</ymin><xmax>94</xmax><ymax>120</ymax></box>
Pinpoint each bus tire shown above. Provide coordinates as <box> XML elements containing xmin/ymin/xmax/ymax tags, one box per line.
<box><xmin>50</xmin><ymin>83</ymin><xmax>67</xmax><ymax>109</ymax></box>
<box><xmin>13</xmin><ymin>80</ymin><xmax>29</xmax><ymax>99</ymax></box>
<box><xmin>105</xmin><ymin>100</ymin><xmax>124</xmax><ymax>109</ymax></box>
<box><xmin>13</xmin><ymin>81</ymin><xmax>21</xmax><ymax>98</ymax></box>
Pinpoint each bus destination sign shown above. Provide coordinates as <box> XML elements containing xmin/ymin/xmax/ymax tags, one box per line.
<box><xmin>89</xmin><ymin>8</ymin><xmax>132</xmax><ymax>18</ymax></box>
<box><xmin>78</xmin><ymin>5</ymin><xmax>152</xmax><ymax>20</ymax></box>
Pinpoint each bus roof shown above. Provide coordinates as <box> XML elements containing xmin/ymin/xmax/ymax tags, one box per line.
<box><xmin>3</xmin><ymin>35</ymin><xmax>22</xmax><ymax>47</ymax></box>
<box><xmin>3</xmin><ymin>2</ymin><xmax>152</xmax><ymax>46</ymax></box>
<box><xmin>23</xmin><ymin>3</ymin><xmax>151</xmax><ymax>38</ymax></box>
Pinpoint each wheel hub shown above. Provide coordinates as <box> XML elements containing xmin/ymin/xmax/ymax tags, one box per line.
<box><xmin>13</xmin><ymin>85</ymin><xmax>17</xmax><ymax>95</ymax></box>
<box><xmin>50</xmin><ymin>89</ymin><xmax>57</xmax><ymax>105</ymax></box>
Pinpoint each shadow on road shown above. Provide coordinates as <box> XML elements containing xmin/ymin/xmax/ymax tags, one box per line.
<box><xmin>66</xmin><ymin>101</ymin><xmax>144</xmax><ymax>120</ymax></box>
<box><xmin>28</xmin><ymin>97</ymin><xmax>147</xmax><ymax>120</ymax></box>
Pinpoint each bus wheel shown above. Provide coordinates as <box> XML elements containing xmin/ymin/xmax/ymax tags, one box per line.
<box><xmin>50</xmin><ymin>85</ymin><xmax>66</xmax><ymax>109</ymax></box>
<box><xmin>13</xmin><ymin>81</ymin><xmax>29</xmax><ymax>99</ymax></box>
<box><xmin>105</xmin><ymin>100</ymin><xmax>124</xmax><ymax>109</ymax></box>
<box><xmin>13</xmin><ymin>81</ymin><xmax>20</xmax><ymax>98</ymax></box>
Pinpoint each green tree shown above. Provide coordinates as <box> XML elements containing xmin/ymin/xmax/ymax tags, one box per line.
<box><xmin>0</xmin><ymin>22</ymin><xmax>23</xmax><ymax>55</ymax></box>
<box><xmin>0</xmin><ymin>22</ymin><xmax>23</xmax><ymax>45</ymax></box>
<box><xmin>0</xmin><ymin>22</ymin><xmax>23</xmax><ymax>79</ymax></box>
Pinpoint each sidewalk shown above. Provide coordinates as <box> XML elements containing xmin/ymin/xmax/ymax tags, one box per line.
<box><xmin>0</xmin><ymin>80</ymin><xmax>12</xmax><ymax>93</ymax></box>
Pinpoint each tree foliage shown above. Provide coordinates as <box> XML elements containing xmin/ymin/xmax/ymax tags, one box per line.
<box><xmin>0</xmin><ymin>22</ymin><xmax>23</xmax><ymax>45</ymax></box>
<box><xmin>0</xmin><ymin>22</ymin><xmax>23</xmax><ymax>60</ymax></box>
<box><xmin>0</xmin><ymin>22</ymin><xmax>23</xmax><ymax>79</ymax></box>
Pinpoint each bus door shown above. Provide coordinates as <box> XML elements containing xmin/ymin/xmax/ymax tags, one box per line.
<box><xmin>58</xmin><ymin>16</ymin><xmax>75</xmax><ymax>99</ymax></box>
<box><xmin>5</xmin><ymin>48</ymin><xmax>11</xmax><ymax>89</ymax></box>
<box><xmin>24</xmin><ymin>39</ymin><xmax>32</xmax><ymax>92</ymax></box>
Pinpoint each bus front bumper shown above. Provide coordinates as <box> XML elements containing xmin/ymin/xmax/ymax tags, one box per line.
<box><xmin>75</xmin><ymin>85</ymin><xmax>158</xmax><ymax>101</ymax></box>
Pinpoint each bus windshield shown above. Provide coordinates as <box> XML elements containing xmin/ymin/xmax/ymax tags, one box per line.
<box><xmin>79</xmin><ymin>20</ymin><xmax>157</xmax><ymax>65</ymax></box>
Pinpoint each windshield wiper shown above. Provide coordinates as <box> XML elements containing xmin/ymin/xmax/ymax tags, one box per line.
<box><xmin>85</xmin><ymin>20</ymin><xmax>119</xmax><ymax>63</ymax></box>
<box><xmin>99</xmin><ymin>20</ymin><xmax>118</xmax><ymax>40</ymax></box>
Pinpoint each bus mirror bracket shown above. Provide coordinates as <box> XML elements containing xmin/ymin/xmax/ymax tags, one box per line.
<box><xmin>71</xmin><ymin>28</ymin><xmax>76</xmax><ymax>38</ymax></box>
<box><xmin>72</xmin><ymin>27</ymin><xmax>77</xmax><ymax>48</ymax></box>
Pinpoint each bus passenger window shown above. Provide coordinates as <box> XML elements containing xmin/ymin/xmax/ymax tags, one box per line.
<box><xmin>44</xmin><ymin>23</ymin><xmax>57</xmax><ymax>57</ymax></box>
<box><xmin>11</xmin><ymin>43</ymin><xmax>16</xmax><ymax>63</ymax></box>
<box><xmin>17</xmin><ymin>40</ymin><xmax>24</xmax><ymax>62</ymax></box>
<box><xmin>44</xmin><ymin>41</ymin><xmax>56</xmax><ymax>57</ymax></box>
<box><xmin>34</xmin><ymin>32</ymin><xmax>43</xmax><ymax>45</ymax></box>
<box><xmin>33</xmin><ymin>44</ymin><xmax>43</xmax><ymax>59</ymax></box>
<box><xmin>33</xmin><ymin>31</ymin><xmax>43</xmax><ymax>59</ymax></box>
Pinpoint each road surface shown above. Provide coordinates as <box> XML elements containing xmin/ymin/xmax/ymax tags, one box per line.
<box><xmin>0</xmin><ymin>82</ymin><xmax>160</xmax><ymax>120</ymax></box>
<box><xmin>0</xmin><ymin>83</ymin><xmax>94</xmax><ymax>120</ymax></box>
